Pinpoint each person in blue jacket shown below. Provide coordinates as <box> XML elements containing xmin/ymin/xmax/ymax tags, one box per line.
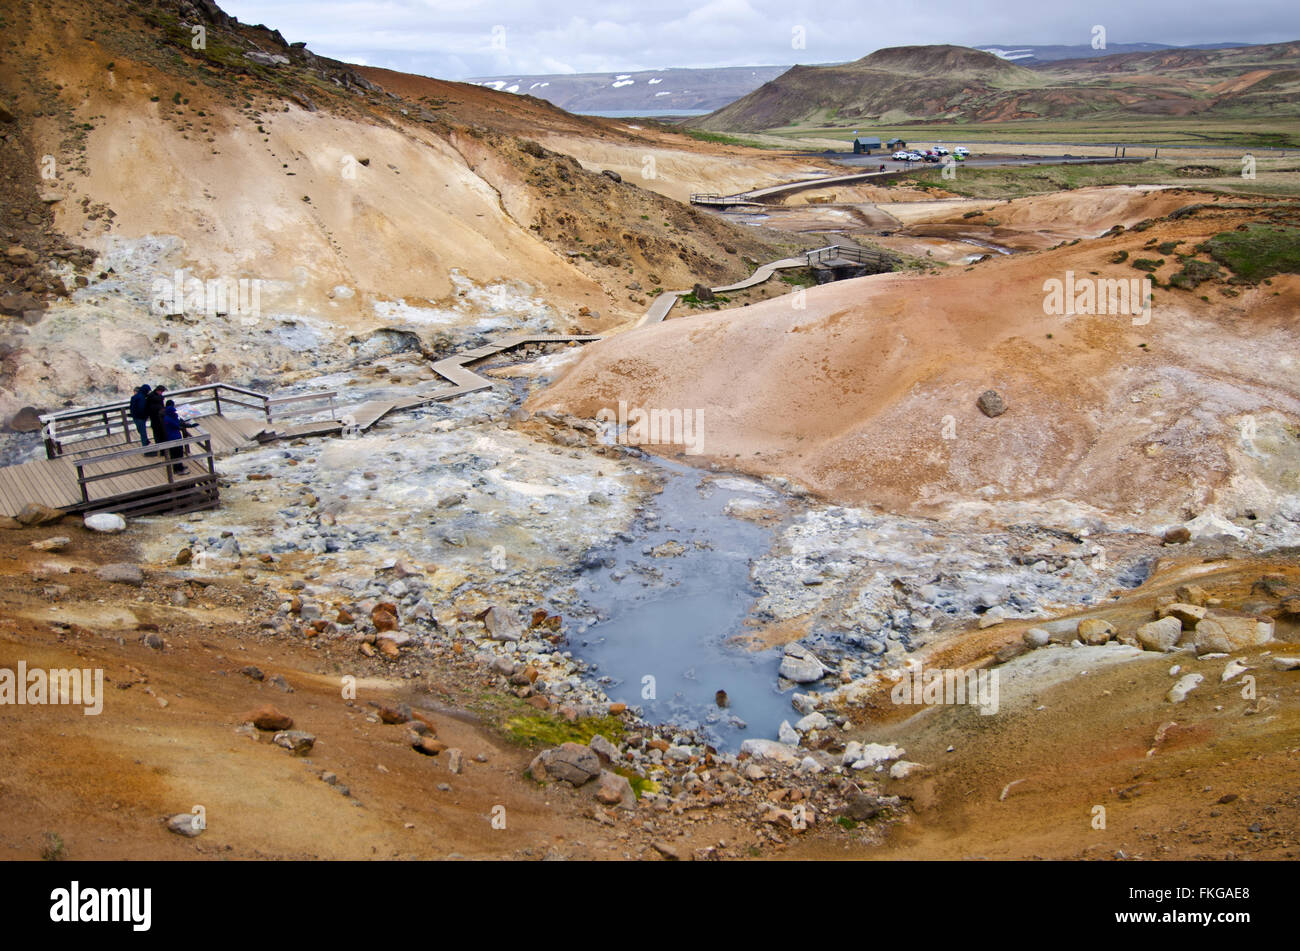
<box><xmin>162</xmin><ymin>400</ymin><xmax>191</xmax><ymax>474</ymax></box>
<box><xmin>129</xmin><ymin>384</ymin><xmax>151</xmax><ymax>447</ymax></box>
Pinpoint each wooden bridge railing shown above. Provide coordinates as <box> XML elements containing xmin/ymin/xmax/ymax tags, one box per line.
<box><xmin>804</xmin><ymin>245</ymin><xmax>894</xmax><ymax>268</ymax></box>
<box><xmin>39</xmin><ymin>382</ymin><xmax>336</xmax><ymax>459</ymax></box>
<box><xmin>74</xmin><ymin>432</ymin><xmax>219</xmax><ymax>516</ymax></box>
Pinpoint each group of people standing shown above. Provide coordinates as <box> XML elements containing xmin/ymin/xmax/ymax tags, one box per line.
<box><xmin>128</xmin><ymin>384</ymin><xmax>191</xmax><ymax>474</ymax></box>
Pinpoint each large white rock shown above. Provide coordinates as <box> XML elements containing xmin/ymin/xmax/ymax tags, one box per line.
<box><xmin>779</xmin><ymin>644</ymin><xmax>827</xmax><ymax>683</ymax></box>
<box><xmin>84</xmin><ymin>513</ymin><xmax>126</xmax><ymax>533</ymax></box>
<box><xmin>739</xmin><ymin>738</ymin><xmax>801</xmax><ymax>765</ymax></box>
<box><xmin>1136</xmin><ymin>616</ymin><xmax>1184</xmax><ymax>652</ymax></box>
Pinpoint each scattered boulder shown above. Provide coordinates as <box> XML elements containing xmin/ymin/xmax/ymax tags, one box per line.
<box><xmin>1023</xmin><ymin>626</ymin><xmax>1051</xmax><ymax>648</ymax></box>
<box><xmin>1194</xmin><ymin>616</ymin><xmax>1273</xmax><ymax>655</ymax></box>
<box><xmin>740</xmin><ymin>738</ymin><xmax>801</xmax><ymax>766</ymax></box>
<box><xmin>7</xmin><ymin>407</ymin><xmax>44</xmax><ymax>433</ymax></box>
<box><xmin>482</xmin><ymin>605</ymin><xmax>522</xmax><ymax>642</ymax></box>
<box><xmin>1136</xmin><ymin>616</ymin><xmax>1183</xmax><ymax>652</ymax></box>
<box><xmin>977</xmin><ymin>389</ymin><xmax>1006</xmax><ymax>418</ymax></box>
<box><xmin>529</xmin><ymin>742</ymin><xmax>601</xmax><ymax>786</ymax></box>
<box><xmin>594</xmin><ymin>770</ymin><xmax>636</xmax><ymax>809</ymax></box>
<box><xmin>377</xmin><ymin>703</ymin><xmax>412</xmax><ymax>724</ymax></box>
<box><xmin>779</xmin><ymin>643</ymin><xmax>826</xmax><ymax>683</ymax></box>
<box><xmin>273</xmin><ymin>730</ymin><xmax>315</xmax><ymax>755</ymax></box>
<box><xmin>692</xmin><ymin>283</ymin><xmax>716</xmax><ymax>302</ymax></box>
<box><xmin>1272</xmin><ymin>657</ymin><xmax>1300</xmax><ymax>671</ymax></box>
<box><xmin>412</xmin><ymin>736</ymin><xmax>447</xmax><ymax>756</ymax></box>
<box><xmin>447</xmin><ymin>748</ymin><xmax>464</xmax><ymax>774</ymax></box>
<box><xmin>370</xmin><ymin>603</ymin><xmax>399</xmax><ymax>631</ymax></box>
<box><xmin>1159</xmin><ymin>602</ymin><xmax>1207</xmax><ymax>627</ymax></box>
<box><xmin>16</xmin><ymin>503</ymin><xmax>64</xmax><ymax>526</ymax></box>
<box><xmin>844</xmin><ymin>741</ymin><xmax>905</xmax><ymax>769</ymax></box>
<box><xmin>1077</xmin><ymin>618</ymin><xmax>1115</xmax><ymax>645</ymax></box>
<box><xmin>842</xmin><ymin>792</ymin><xmax>882</xmax><ymax>821</ymax></box>
<box><xmin>1162</xmin><ymin>526</ymin><xmax>1191</xmax><ymax>545</ymax></box>
<box><xmin>244</xmin><ymin>51</ymin><xmax>290</xmax><ymax>66</ymax></box>
<box><xmin>1167</xmin><ymin>673</ymin><xmax>1203</xmax><ymax>703</ymax></box>
<box><xmin>166</xmin><ymin>813</ymin><xmax>204</xmax><ymax>837</ymax></box>
<box><xmin>83</xmin><ymin>513</ymin><xmax>126</xmax><ymax>533</ymax></box>
<box><xmin>248</xmin><ymin>704</ymin><xmax>293</xmax><ymax>731</ymax></box>
<box><xmin>589</xmin><ymin>733</ymin><xmax>619</xmax><ymax>763</ymax></box>
<box><xmin>30</xmin><ymin>536</ymin><xmax>69</xmax><ymax>552</ymax></box>
<box><xmin>601</xmin><ymin>169</ymin><xmax>622</xmax><ymax>184</ymax></box>
<box><xmin>95</xmin><ymin>563</ymin><xmax>144</xmax><ymax>586</ymax></box>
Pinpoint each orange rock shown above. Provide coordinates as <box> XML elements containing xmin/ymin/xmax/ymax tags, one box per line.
<box><xmin>530</xmin><ymin>608</ymin><xmax>549</xmax><ymax>628</ymax></box>
<box><xmin>526</xmin><ymin>695</ymin><xmax>551</xmax><ymax>711</ymax></box>
<box><xmin>336</xmin><ymin>608</ymin><xmax>354</xmax><ymax>625</ymax></box>
<box><xmin>608</xmin><ymin>702</ymin><xmax>627</xmax><ymax>715</ymax></box>
<box><xmin>372</xmin><ymin>608</ymin><xmax>398</xmax><ymax>632</ymax></box>
<box><xmin>648</xmin><ymin>738</ymin><xmax>670</xmax><ymax>752</ymax></box>
<box><xmin>412</xmin><ymin>736</ymin><xmax>447</xmax><ymax>756</ymax></box>
<box><xmin>411</xmin><ymin>712</ymin><xmax>438</xmax><ymax>735</ymax></box>
<box><xmin>248</xmin><ymin>704</ymin><xmax>293</xmax><ymax>731</ymax></box>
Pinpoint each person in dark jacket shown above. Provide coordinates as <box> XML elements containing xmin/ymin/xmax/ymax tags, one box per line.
<box><xmin>145</xmin><ymin>385</ymin><xmax>167</xmax><ymax>455</ymax></box>
<box><xmin>162</xmin><ymin>400</ymin><xmax>190</xmax><ymax>474</ymax></box>
<box><xmin>129</xmin><ymin>384</ymin><xmax>151</xmax><ymax>446</ymax></box>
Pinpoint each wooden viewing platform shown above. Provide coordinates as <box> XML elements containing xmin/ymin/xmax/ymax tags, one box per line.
<box><xmin>0</xmin><ymin>333</ymin><xmax>599</xmax><ymax>520</ymax></box>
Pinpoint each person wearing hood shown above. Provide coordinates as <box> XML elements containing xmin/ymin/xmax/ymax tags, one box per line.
<box><xmin>145</xmin><ymin>385</ymin><xmax>167</xmax><ymax>455</ymax></box>
<box><xmin>162</xmin><ymin>399</ymin><xmax>191</xmax><ymax>474</ymax></box>
<box><xmin>128</xmin><ymin>384</ymin><xmax>151</xmax><ymax>447</ymax></box>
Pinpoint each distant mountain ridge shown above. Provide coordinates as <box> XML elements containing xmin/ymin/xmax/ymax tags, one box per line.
<box><xmin>690</xmin><ymin>41</ymin><xmax>1300</xmax><ymax>131</ymax></box>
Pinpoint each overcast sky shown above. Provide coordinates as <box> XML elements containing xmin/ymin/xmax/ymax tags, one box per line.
<box><xmin>219</xmin><ymin>0</ymin><xmax>1300</xmax><ymax>79</ymax></box>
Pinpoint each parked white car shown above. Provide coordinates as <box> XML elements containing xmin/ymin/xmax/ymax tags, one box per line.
<box><xmin>906</xmin><ymin>152</ymin><xmax>925</xmax><ymax>162</ymax></box>
<box><xmin>892</xmin><ymin>151</ymin><xmax>912</xmax><ymax>161</ymax></box>
<box><xmin>933</xmin><ymin>146</ymin><xmax>950</xmax><ymax>155</ymax></box>
<box><xmin>954</xmin><ymin>146</ymin><xmax>971</xmax><ymax>156</ymax></box>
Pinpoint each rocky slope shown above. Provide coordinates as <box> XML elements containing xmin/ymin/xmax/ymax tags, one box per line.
<box><xmin>534</xmin><ymin>192</ymin><xmax>1300</xmax><ymax>526</ymax></box>
<box><xmin>0</xmin><ymin>0</ymin><xmax>798</xmax><ymax>440</ymax></box>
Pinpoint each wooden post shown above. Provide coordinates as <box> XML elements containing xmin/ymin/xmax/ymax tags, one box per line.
<box><xmin>76</xmin><ymin>463</ymin><xmax>88</xmax><ymax>504</ymax></box>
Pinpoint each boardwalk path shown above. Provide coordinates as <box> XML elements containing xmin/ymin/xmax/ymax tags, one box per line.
<box><xmin>0</xmin><ymin>334</ymin><xmax>598</xmax><ymax>518</ymax></box>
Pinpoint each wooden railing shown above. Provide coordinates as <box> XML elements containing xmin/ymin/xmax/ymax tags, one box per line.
<box><xmin>39</xmin><ymin>382</ymin><xmax>337</xmax><ymax>458</ymax></box>
<box><xmin>74</xmin><ymin>432</ymin><xmax>218</xmax><ymax>515</ymax></box>
<box><xmin>805</xmin><ymin>244</ymin><xmax>895</xmax><ymax>268</ymax></box>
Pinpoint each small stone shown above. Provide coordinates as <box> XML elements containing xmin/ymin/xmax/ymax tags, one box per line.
<box><xmin>30</xmin><ymin>536</ymin><xmax>70</xmax><ymax>552</ymax></box>
<box><xmin>447</xmin><ymin>748</ymin><xmax>463</xmax><ymax>774</ymax></box>
<box><xmin>240</xmin><ymin>665</ymin><xmax>265</xmax><ymax>681</ymax></box>
<box><xmin>95</xmin><ymin>563</ymin><xmax>143</xmax><ymax>586</ymax></box>
<box><xmin>273</xmin><ymin>730</ymin><xmax>315</xmax><ymax>755</ymax></box>
<box><xmin>166</xmin><ymin>813</ymin><xmax>204</xmax><ymax>837</ymax></box>
<box><xmin>1162</xmin><ymin>526</ymin><xmax>1191</xmax><ymax>545</ymax></box>
<box><xmin>1167</xmin><ymin>673</ymin><xmax>1203</xmax><ymax>703</ymax></box>
<box><xmin>977</xmin><ymin>390</ymin><xmax>1006</xmax><ymax>418</ymax></box>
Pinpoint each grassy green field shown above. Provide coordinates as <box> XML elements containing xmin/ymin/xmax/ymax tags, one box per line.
<box><xmin>680</xmin><ymin>117</ymin><xmax>1300</xmax><ymax>152</ymax></box>
<box><xmin>899</xmin><ymin>160</ymin><xmax>1300</xmax><ymax>199</ymax></box>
